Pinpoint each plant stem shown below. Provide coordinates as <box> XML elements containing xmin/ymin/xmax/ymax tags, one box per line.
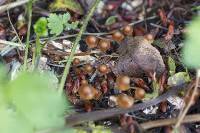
<box><xmin>32</xmin><ymin>35</ymin><xmax>40</xmax><ymax>67</ymax></box>
<box><xmin>23</xmin><ymin>0</ymin><xmax>33</xmax><ymax>71</ymax></box>
<box><xmin>34</xmin><ymin>35</ymin><xmax>42</xmax><ymax>69</ymax></box>
<box><xmin>0</xmin><ymin>39</ymin><xmax>23</xmax><ymax>47</ymax></box>
<box><xmin>58</xmin><ymin>0</ymin><xmax>100</xmax><ymax>94</ymax></box>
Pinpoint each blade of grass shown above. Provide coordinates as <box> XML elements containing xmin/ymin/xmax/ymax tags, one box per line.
<box><xmin>0</xmin><ymin>39</ymin><xmax>23</xmax><ymax>47</ymax></box>
<box><xmin>23</xmin><ymin>0</ymin><xmax>33</xmax><ymax>71</ymax></box>
<box><xmin>58</xmin><ymin>0</ymin><xmax>100</xmax><ymax>94</ymax></box>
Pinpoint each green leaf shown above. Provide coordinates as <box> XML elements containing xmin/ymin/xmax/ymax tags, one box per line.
<box><xmin>168</xmin><ymin>56</ymin><xmax>176</xmax><ymax>76</ymax></box>
<box><xmin>59</xmin><ymin>13</ymin><xmax>71</xmax><ymax>24</ymax></box>
<box><xmin>34</xmin><ymin>17</ymin><xmax>48</xmax><ymax>37</ymax></box>
<box><xmin>105</xmin><ymin>16</ymin><xmax>117</xmax><ymax>25</ymax></box>
<box><xmin>49</xmin><ymin>0</ymin><xmax>83</xmax><ymax>15</ymax></box>
<box><xmin>47</xmin><ymin>13</ymin><xmax>78</xmax><ymax>36</ymax></box>
<box><xmin>48</xmin><ymin>13</ymin><xmax>65</xmax><ymax>36</ymax></box>
<box><xmin>167</xmin><ymin>72</ymin><xmax>190</xmax><ymax>86</ymax></box>
<box><xmin>7</xmin><ymin>72</ymin><xmax>68</xmax><ymax>130</ymax></box>
<box><xmin>182</xmin><ymin>17</ymin><xmax>200</xmax><ymax>68</ymax></box>
<box><xmin>0</xmin><ymin>106</ymin><xmax>33</xmax><ymax>133</ymax></box>
<box><xmin>56</xmin><ymin>128</ymin><xmax>75</xmax><ymax>133</ymax></box>
<box><xmin>0</xmin><ymin>66</ymin><xmax>9</xmax><ymax>106</ymax></box>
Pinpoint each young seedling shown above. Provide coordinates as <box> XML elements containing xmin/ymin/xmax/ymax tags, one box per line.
<box><xmin>33</xmin><ymin>13</ymin><xmax>78</xmax><ymax>69</ymax></box>
<box><xmin>33</xmin><ymin>17</ymin><xmax>48</xmax><ymax>68</ymax></box>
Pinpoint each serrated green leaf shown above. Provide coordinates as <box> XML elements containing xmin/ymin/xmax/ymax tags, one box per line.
<box><xmin>7</xmin><ymin>72</ymin><xmax>68</xmax><ymax>130</ymax></box>
<box><xmin>59</xmin><ymin>13</ymin><xmax>71</xmax><ymax>25</ymax></box>
<box><xmin>47</xmin><ymin>13</ymin><xmax>64</xmax><ymax>35</ymax></box>
<box><xmin>47</xmin><ymin>13</ymin><xmax>77</xmax><ymax>36</ymax></box>
<box><xmin>34</xmin><ymin>17</ymin><xmax>48</xmax><ymax>37</ymax></box>
<box><xmin>105</xmin><ymin>16</ymin><xmax>117</xmax><ymax>25</ymax></box>
<box><xmin>167</xmin><ymin>72</ymin><xmax>190</xmax><ymax>86</ymax></box>
<box><xmin>168</xmin><ymin>56</ymin><xmax>176</xmax><ymax>76</ymax></box>
<box><xmin>182</xmin><ymin>17</ymin><xmax>200</xmax><ymax>68</ymax></box>
<box><xmin>49</xmin><ymin>0</ymin><xmax>83</xmax><ymax>15</ymax></box>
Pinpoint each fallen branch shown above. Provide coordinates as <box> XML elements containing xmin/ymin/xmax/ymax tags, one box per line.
<box><xmin>0</xmin><ymin>39</ymin><xmax>24</xmax><ymax>47</ymax></box>
<box><xmin>0</xmin><ymin>0</ymin><xmax>29</xmax><ymax>13</ymax></box>
<box><xmin>65</xmin><ymin>83</ymin><xmax>189</xmax><ymax>126</ymax></box>
<box><xmin>141</xmin><ymin>114</ymin><xmax>200</xmax><ymax>130</ymax></box>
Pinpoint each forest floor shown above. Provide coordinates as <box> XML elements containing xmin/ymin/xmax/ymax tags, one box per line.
<box><xmin>0</xmin><ymin>0</ymin><xmax>200</xmax><ymax>133</ymax></box>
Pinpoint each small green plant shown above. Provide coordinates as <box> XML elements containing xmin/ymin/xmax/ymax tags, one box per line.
<box><xmin>33</xmin><ymin>17</ymin><xmax>48</xmax><ymax>67</ymax></box>
<box><xmin>32</xmin><ymin>13</ymin><xmax>78</xmax><ymax>68</ymax></box>
<box><xmin>0</xmin><ymin>66</ymin><xmax>73</xmax><ymax>133</ymax></box>
<box><xmin>47</xmin><ymin>13</ymin><xmax>78</xmax><ymax>35</ymax></box>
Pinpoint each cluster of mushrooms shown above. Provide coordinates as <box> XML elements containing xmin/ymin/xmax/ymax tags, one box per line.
<box><xmin>70</xmin><ymin>25</ymin><xmax>150</xmax><ymax>109</ymax></box>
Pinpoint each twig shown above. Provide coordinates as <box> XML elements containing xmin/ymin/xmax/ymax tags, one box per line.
<box><xmin>58</xmin><ymin>0</ymin><xmax>101</xmax><ymax>94</ymax></box>
<box><xmin>23</xmin><ymin>0</ymin><xmax>33</xmax><ymax>71</ymax></box>
<box><xmin>0</xmin><ymin>39</ymin><xmax>23</xmax><ymax>47</ymax></box>
<box><xmin>29</xmin><ymin>32</ymin><xmax>111</xmax><ymax>43</ymax></box>
<box><xmin>150</xmin><ymin>23</ymin><xmax>168</xmax><ymax>30</ymax></box>
<box><xmin>0</xmin><ymin>0</ymin><xmax>29</xmax><ymax>13</ymax></box>
<box><xmin>128</xmin><ymin>16</ymin><xmax>157</xmax><ymax>26</ymax></box>
<box><xmin>65</xmin><ymin>83</ymin><xmax>188</xmax><ymax>126</ymax></box>
<box><xmin>174</xmin><ymin>69</ymin><xmax>200</xmax><ymax>129</ymax></box>
<box><xmin>7</xmin><ymin>11</ymin><xmax>23</xmax><ymax>45</ymax></box>
<box><xmin>141</xmin><ymin>114</ymin><xmax>200</xmax><ymax>130</ymax></box>
<box><xmin>29</xmin><ymin>16</ymin><xmax>157</xmax><ymax>43</ymax></box>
